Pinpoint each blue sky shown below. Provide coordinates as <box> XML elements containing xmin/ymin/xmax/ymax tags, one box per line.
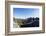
<box><xmin>13</xmin><ymin>8</ymin><xmax>39</xmax><ymax>19</ymax></box>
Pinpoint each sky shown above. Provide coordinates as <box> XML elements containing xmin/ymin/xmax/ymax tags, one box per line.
<box><xmin>13</xmin><ymin>8</ymin><xmax>39</xmax><ymax>19</ymax></box>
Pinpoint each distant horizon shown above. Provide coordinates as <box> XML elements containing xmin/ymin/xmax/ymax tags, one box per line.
<box><xmin>13</xmin><ymin>16</ymin><xmax>39</xmax><ymax>19</ymax></box>
<box><xmin>13</xmin><ymin>8</ymin><xmax>39</xmax><ymax>19</ymax></box>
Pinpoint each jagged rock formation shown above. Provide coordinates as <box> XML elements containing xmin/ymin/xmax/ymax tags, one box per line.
<box><xmin>13</xmin><ymin>17</ymin><xmax>39</xmax><ymax>28</ymax></box>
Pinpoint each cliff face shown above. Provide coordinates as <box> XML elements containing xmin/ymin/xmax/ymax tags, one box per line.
<box><xmin>13</xmin><ymin>17</ymin><xmax>25</xmax><ymax>28</ymax></box>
